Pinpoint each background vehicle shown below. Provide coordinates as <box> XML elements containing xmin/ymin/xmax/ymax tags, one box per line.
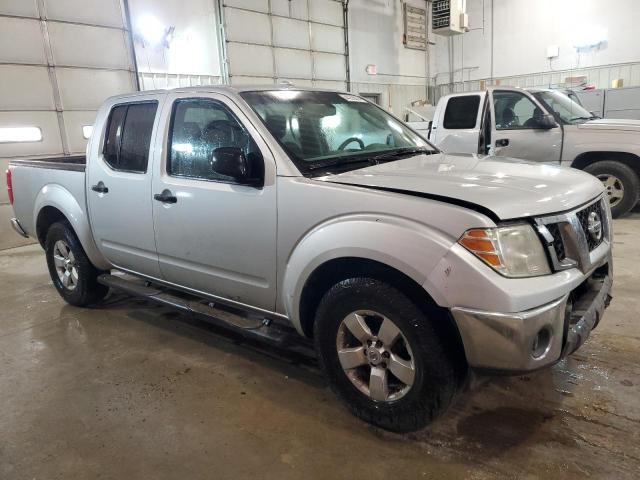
<box><xmin>427</xmin><ymin>87</ymin><xmax>640</xmax><ymax>217</ymax></box>
<box><xmin>7</xmin><ymin>86</ymin><xmax>612</xmax><ymax>432</ymax></box>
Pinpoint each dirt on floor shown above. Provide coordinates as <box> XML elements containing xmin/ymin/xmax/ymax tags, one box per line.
<box><xmin>1</xmin><ymin>215</ymin><xmax>639</xmax><ymax>480</ymax></box>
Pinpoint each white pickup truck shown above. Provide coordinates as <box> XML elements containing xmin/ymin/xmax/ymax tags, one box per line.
<box><xmin>7</xmin><ymin>86</ymin><xmax>612</xmax><ymax>432</ymax></box>
<box><xmin>428</xmin><ymin>87</ymin><xmax>640</xmax><ymax>217</ymax></box>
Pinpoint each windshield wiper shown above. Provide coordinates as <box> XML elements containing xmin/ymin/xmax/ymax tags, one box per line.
<box><xmin>569</xmin><ymin>116</ymin><xmax>596</xmax><ymax>122</ymax></box>
<box><xmin>369</xmin><ymin>147</ymin><xmax>436</xmax><ymax>161</ymax></box>
<box><xmin>307</xmin><ymin>147</ymin><xmax>436</xmax><ymax>174</ymax></box>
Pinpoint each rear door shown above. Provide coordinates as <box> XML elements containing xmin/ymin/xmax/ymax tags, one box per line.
<box><xmin>489</xmin><ymin>89</ymin><xmax>562</xmax><ymax>162</ymax></box>
<box><xmin>87</xmin><ymin>97</ymin><xmax>162</xmax><ymax>277</ymax></box>
<box><xmin>150</xmin><ymin>92</ymin><xmax>278</xmax><ymax>310</ymax></box>
<box><xmin>429</xmin><ymin>93</ymin><xmax>483</xmax><ymax>154</ymax></box>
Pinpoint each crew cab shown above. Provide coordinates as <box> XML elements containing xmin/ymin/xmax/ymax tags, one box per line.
<box><xmin>428</xmin><ymin>86</ymin><xmax>640</xmax><ymax>217</ymax></box>
<box><xmin>7</xmin><ymin>86</ymin><xmax>612</xmax><ymax>432</ymax></box>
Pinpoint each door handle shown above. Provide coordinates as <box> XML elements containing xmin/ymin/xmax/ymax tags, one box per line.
<box><xmin>91</xmin><ymin>182</ymin><xmax>109</xmax><ymax>194</ymax></box>
<box><xmin>495</xmin><ymin>138</ymin><xmax>510</xmax><ymax>147</ymax></box>
<box><xmin>154</xmin><ymin>190</ymin><xmax>177</xmax><ymax>204</ymax></box>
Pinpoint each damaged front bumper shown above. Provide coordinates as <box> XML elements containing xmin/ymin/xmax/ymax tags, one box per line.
<box><xmin>451</xmin><ymin>262</ymin><xmax>612</xmax><ymax>373</ymax></box>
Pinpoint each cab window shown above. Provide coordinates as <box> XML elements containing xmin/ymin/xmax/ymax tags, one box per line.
<box><xmin>493</xmin><ymin>91</ymin><xmax>541</xmax><ymax>130</ymax></box>
<box><xmin>443</xmin><ymin>95</ymin><xmax>480</xmax><ymax>129</ymax></box>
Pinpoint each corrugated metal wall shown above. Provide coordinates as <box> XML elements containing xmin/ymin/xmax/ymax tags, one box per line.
<box><xmin>220</xmin><ymin>0</ymin><xmax>347</xmax><ymax>90</ymax></box>
<box><xmin>0</xmin><ymin>0</ymin><xmax>137</xmax><ymax>249</ymax></box>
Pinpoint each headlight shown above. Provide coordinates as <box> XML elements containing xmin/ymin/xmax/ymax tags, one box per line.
<box><xmin>458</xmin><ymin>224</ymin><xmax>551</xmax><ymax>278</ymax></box>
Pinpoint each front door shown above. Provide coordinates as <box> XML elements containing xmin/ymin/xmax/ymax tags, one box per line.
<box><xmin>87</xmin><ymin>98</ymin><xmax>162</xmax><ymax>278</ymax></box>
<box><xmin>151</xmin><ymin>93</ymin><xmax>278</xmax><ymax>311</ymax></box>
<box><xmin>489</xmin><ymin>89</ymin><xmax>563</xmax><ymax>163</ymax></box>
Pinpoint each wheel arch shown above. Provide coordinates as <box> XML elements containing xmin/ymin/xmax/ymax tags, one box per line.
<box><xmin>571</xmin><ymin>151</ymin><xmax>640</xmax><ymax>178</ymax></box>
<box><xmin>33</xmin><ymin>184</ymin><xmax>110</xmax><ymax>270</ymax></box>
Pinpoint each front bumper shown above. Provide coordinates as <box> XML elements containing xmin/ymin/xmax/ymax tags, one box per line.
<box><xmin>451</xmin><ymin>263</ymin><xmax>612</xmax><ymax>373</ymax></box>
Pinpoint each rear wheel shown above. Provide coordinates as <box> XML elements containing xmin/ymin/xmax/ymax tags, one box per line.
<box><xmin>314</xmin><ymin>277</ymin><xmax>460</xmax><ymax>432</ymax></box>
<box><xmin>584</xmin><ymin>161</ymin><xmax>639</xmax><ymax>218</ymax></box>
<box><xmin>45</xmin><ymin>221</ymin><xmax>109</xmax><ymax>306</ymax></box>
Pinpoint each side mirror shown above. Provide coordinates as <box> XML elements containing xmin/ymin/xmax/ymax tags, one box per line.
<box><xmin>211</xmin><ymin>147</ymin><xmax>264</xmax><ymax>187</ymax></box>
<box><xmin>536</xmin><ymin>113</ymin><xmax>558</xmax><ymax>129</ymax></box>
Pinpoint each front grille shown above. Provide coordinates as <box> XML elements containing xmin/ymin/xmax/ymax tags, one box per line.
<box><xmin>576</xmin><ymin>201</ymin><xmax>606</xmax><ymax>251</ymax></box>
<box><xmin>546</xmin><ymin>223</ymin><xmax>566</xmax><ymax>261</ymax></box>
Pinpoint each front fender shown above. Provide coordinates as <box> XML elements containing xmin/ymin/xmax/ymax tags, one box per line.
<box><xmin>282</xmin><ymin>214</ymin><xmax>455</xmax><ymax>335</ymax></box>
<box><xmin>33</xmin><ymin>184</ymin><xmax>110</xmax><ymax>270</ymax></box>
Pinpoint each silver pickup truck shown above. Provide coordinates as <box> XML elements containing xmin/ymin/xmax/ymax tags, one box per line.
<box><xmin>7</xmin><ymin>86</ymin><xmax>613</xmax><ymax>432</ymax></box>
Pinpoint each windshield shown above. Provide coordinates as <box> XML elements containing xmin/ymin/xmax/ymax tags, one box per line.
<box><xmin>240</xmin><ymin>90</ymin><xmax>435</xmax><ymax>174</ymax></box>
<box><xmin>532</xmin><ymin>90</ymin><xmax>596</xmax><ymax>124</ymax></box>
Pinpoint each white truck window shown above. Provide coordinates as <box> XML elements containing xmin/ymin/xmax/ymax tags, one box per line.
<box><xmin>168</xmin><ymin>98</ymin><xmax>257</xmax><ymax>182</ymax></box>
<box><xmin>103</xmin><ymin>102</ymin><xmax>157</xmax><ymax>173</ymax></box>
<box><xmin>493</xmin><ymin>91</ymin><xmax>541</xmax><ymax>130</ymax></box>
<box><xmin>443</xmin><ymin>95</ymin><xmax>480</xmax><ymax>129</ymax></box>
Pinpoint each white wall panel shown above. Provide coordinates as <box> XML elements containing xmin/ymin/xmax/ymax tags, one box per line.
<box><xmin>0</xmin><ymin>111</ymin><xmax>63</xmax><ymax>157</ymax></box>
<box><xmin>224</xmin><ymin>8</ymin><xmax>271</xmax><ymax>45</ymax></box>
<box><xmin>0</xmin><ymin>66</ymin><xmax>55</xmax><ymax>110</ymax></box>
<box><xmin>224</xmin><ymin>0</ymin><xmax>269</xmax><ymax>13</ymax></box>
<box><xmin>48</xmin><ymin>22</ymin><xmax>131</xmax><ymax>69</ymax></box>
<box><xmin>0</xmin><ymin>0</ymin><xmax>38</xmax><ymax>17</ymax></box>
<box><xmin>309</xmin><ymin>0</ymin><xmax>343</xmax><ymax>26</ymax></box>
<box><xmin>313</xmin><ymin>79</ymin><xmax>347</xmax><ymax>90</ymax></box>
<box><xmin>313</xmin><ymin>52</ymin><xmax>346</xmax><ymax>81</ymax></box>
<box><xmin>0</xmin><ymin>17</ymin><xmax>46</xmax><ymax>64</ymax></box>
<box><xmin>272</xmin><ymin>17</ymin><xmax>309</xmax><ymax>50</ymax></box>
<box><xmin>62</xmin><ymin>110</ymin><xmax>97</xmax><ymax>154</ymax></box>
<box><xmin>42</xmin><ymin>0</ymin><xmax>124</xmax><ymax>28</ymax></box>
<box><xmin>274</xmin><ymin>48</ymin><xmax>312</xmax><ymax>78</ymax></box>
<box><xmin>56</xmin><ymin>68</ymin><xmax>134</xmax><ymax>110</ymax></box>
<box><xmin>227</xmin><ymin>43</ymin><xmax>274</xmax><ymax>77</ymax></box>
<box><xmin>230</xmin><ymin>76</ymin><xmax>275</xmax><ymax>86</ymax></box>
<box><xmin>271</xmin><ymin>0</ymin><xmax>308</xmax><ymax>20</ymax></box>
<box><xmin>311</xmin><ymin>23</ymin><xmax>344</xmax><ymax>54</ymax></box>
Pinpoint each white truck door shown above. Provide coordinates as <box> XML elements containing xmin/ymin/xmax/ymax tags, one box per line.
<box><xmin>429</xmin><ymin>93</ymin><xmax>484</xmax><ymax>154</ymax></box>
<box><xmin>150</xmin><ymin>92</ymin><xmax>277</xmax><ymax>311</ymax></box>
<box><xmin>87</xmin><ymin>98</ymin><xmax>162</xmax><ymax>278</ymax></box>
<box><xmin>489</xmin><ymin>89</ymin><xmax>562</xmax><ymax>162</ymax></box>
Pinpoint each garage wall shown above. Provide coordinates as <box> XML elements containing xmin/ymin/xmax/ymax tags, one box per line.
<box><xmin>220</xmin><ymin>0</ymin><xmax>347</xmax><ymax>90</ymax></box>
<box><xmin>0</xmin><ymin>0</ymin><xmax>138</xmax><ymax>250</ymax></box>
<box><xmin>433</xmin><ymin>0</ymin><xmax>640</xmax><ymax>98</ymax></box>
<box><xmin>349</xmin><ymin>0</ymin><xmax>429</xmax><ymax>117</ymax></box>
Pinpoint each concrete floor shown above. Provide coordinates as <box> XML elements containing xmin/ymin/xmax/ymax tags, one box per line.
<box><xmin>1</xmin><ymin>217</ymin><xmax>639</xmax><ymax>480</ymax></box>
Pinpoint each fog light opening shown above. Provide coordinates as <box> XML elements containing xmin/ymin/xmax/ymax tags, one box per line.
<box><xmin>532</xmin><ymin>327</ymin><xmax>552</xmax><ymax>359</ymax></box>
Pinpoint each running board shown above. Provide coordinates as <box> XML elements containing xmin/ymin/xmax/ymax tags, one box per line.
<box><xmin>97</xmin><ymin>273</ymin><xmax>315</xmax><ymax>358</ymax></box>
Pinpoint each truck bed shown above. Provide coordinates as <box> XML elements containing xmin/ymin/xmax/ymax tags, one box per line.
<box><xmin>9</xmin><ymin>155</ymin><xmax>88</xmax><ymax>242</ymax></box>
<box><xmin>9</xmin><ymin>155</ymin><xmax>86</xmax><ymax>172</ymax></box>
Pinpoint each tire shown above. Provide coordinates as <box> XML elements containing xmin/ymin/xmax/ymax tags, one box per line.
<box><xmin>45</xmin><ymin>221</ymin><xmax>109</xmax><ymax>307</ymax></box>
<box><xmin>314</xmin><ymin>277</ymin><xmax>460</xmax><ymax>433</ymax></box>
<box><xmin>584</xmin><ymin>161</ymin><xmax>639</xmax><ymax>218</ymax></box>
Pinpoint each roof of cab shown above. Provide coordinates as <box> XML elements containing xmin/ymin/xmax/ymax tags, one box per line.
<box><xmin>106</xmin><ymin>84</ymin><xmax>349</xmax><ymax>103</ymax></box>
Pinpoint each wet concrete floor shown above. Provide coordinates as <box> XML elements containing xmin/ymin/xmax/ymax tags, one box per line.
<box><xmin>1</xmin><ymin>216</ymin><xmax>639</xmax><ymax>479</ymax></box>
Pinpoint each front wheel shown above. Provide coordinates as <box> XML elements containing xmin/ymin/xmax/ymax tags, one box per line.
<box><xmin>45</xmin><ymin>221</ymin><xmax>109</xmax><ymax>306</ymax></box>
<box><xmin>584</xmin><ymin>161</ymin><xmax>639</xmax><ymax>218</ymax></box>
<box><xmin>314</xmin><ymin>278</ymin><xmax>460</xmax><ymax>432</ymax></box>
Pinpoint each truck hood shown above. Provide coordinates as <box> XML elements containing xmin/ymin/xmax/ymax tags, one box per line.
<box><xmin>577</xmin><ymin>118</ymin><xmax>640</xmax><ymax>133</ymax></box>
<box><xmin>317</xmin><ymin>153</ymin><xmax>604</xmax><ymax>220</ymax></box>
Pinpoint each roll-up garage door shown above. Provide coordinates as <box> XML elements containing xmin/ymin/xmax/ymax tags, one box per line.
<box><xmin>220</xmin><ymin>0</ymin><xmax>347</xmax><ymax>90</ymax></box>
<box><xmin>0</xmin><ymin>0</ymin><xmax>137</xmax><ymax>160</ymax></box>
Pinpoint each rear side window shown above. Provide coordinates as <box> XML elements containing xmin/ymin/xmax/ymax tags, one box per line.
<box><xmin>103</xmin><ymin>102</ymin><xmax>157</xmax><ymax>173</ymax></box>
<box><xmin>443</xmin><ymin>95</ymin><xmax>480</xmax><ymax>129</ymax></box>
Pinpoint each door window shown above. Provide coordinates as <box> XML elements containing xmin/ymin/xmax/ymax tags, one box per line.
<box><xmin>103</xmin><ymin>102</ymin><xmax>157</xmax><ymax>173</ymax></box>
<box><xmin>168</xmin><ymin>98</ymin><xmax>258</xmax><ymax>182</ymax></box>
<box><xmin>443</xmin><ymin>95</ymin><xmax>480</xmax><ymax>129</ymax></box>
<box><xmin>493</xmin><ymin>91</ymin><xmax>541</xmax><ymax>130</ymax></box>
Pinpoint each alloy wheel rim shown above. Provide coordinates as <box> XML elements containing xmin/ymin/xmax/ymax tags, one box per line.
<box><xmin>597</xmin><ymin>174</ymin><xmax>624</xmax><ymax>208</ymax></box>
<box><xmin>336</xmin><ymin>310</ymin><xmax>415</xmax><ymax>402</ymax></box>
<box><xmin>53</xmin><ymin>240</ymin><xmax>78</xmax><ymax>291</ymax></box>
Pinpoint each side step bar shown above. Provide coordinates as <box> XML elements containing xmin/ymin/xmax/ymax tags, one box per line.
<box><xmin>98</xmin><ymin>273</ymin><xmax>315</xmax><ymax>358</ymax></box>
